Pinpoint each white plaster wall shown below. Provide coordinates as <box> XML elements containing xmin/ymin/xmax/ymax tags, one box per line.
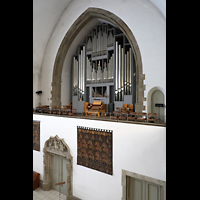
<box><xmin>39</xmin><ymin>0</ymin><xmax>166</xmax><ymax>113</ymax></box>
<box><xmin>33</xmin><ymin>114</ymin><xmax>166</xmax><ymax>200</ymax></box>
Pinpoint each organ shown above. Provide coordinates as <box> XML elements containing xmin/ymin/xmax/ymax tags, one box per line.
<box><xmin>72</xmin><ymin>22</ymin><xmax>136</xmax><ymax>113</ymax></box>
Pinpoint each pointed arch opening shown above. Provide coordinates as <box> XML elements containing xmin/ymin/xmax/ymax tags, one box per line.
<box><xmin>43</xmin><ymin>135</ymin><xmax>73</xmax><ymax>200</ymax></box>
<box><xmin>51</xmin><ymin>7</ymin><xmax>145</xmax><ymax>112</ymax></box>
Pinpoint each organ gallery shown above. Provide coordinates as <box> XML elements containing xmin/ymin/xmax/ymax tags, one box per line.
<box><xmin>72</xmin><ymin>23</ymin><xmax>136</xmax><ymax>113</ymax></box>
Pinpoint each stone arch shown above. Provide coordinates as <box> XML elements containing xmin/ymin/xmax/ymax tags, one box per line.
<box><xmin>51</xmin><ymin>7</ymin><xmax>145</xmax><ymax>112</ymax></box>
<box><xmin>43</xmin><ymin>135</ymin><xmax>72</xmax><ymax>200</ymax></box>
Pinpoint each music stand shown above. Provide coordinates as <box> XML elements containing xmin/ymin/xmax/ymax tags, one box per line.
<box><xmin>55</xmin><ymin>182</ymin><xmax>66</xmax><ymax>200</ymax></box>
<box><xmin>155</xmin><ymin>103</ymin><xmax>164</xmax><ymax>123</ymax></box>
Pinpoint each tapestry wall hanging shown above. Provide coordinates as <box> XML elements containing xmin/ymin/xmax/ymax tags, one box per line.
<box><xmin>33</xmin><ymin>121</ymin><xmax>40</xmax><ymax>151</ymax></box>
<box><xmin>77</xmin><ymin>126</ymin><xmax>113</xmax><ymax>175</ymax></box>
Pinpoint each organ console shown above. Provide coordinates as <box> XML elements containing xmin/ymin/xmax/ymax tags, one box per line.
<box><xmin>84</xmin><ymin>101</ymin><xmax>106</xmax><ymax>117</ymax></box>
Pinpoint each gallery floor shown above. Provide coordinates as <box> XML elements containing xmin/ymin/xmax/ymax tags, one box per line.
<box><xmin>33</xmin><ymin>187</ymin><xmax>66</xmax><ymax>200</ymax></box>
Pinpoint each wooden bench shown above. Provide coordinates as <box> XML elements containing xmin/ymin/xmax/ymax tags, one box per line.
<box><xmin>33</xmin><ymin>171</ymin><xmax>40</xmax><ymax>190</ymax></box>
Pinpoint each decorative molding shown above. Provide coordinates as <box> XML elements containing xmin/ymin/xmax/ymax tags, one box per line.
<box><xmin>121</xmin><ymin>169</ymin><xmax>166</xmax><ymax>200</ymax></box>
<box><xmin>43</xmin><ymin>135</ymin><xmax>73</xmax><ymax>200</ymax></box>
<box><xmin>44</xmin><ymin>135</ymin><xmax>71</xmax><ymax>158</ymax></box>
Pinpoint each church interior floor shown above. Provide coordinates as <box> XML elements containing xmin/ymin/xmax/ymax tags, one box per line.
<box><xmin>33</xmin><ymin>187</ymin><xmax>66</xmax><ymax>200</ymax></box>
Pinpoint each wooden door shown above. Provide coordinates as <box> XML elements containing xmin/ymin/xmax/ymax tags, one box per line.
<box><xmin>51</xmin><ymin>155</ymin><xmax>67</xmax><ymax>196</ymax></box>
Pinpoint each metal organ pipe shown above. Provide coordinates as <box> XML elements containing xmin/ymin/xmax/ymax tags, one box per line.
<box><xmin>127</xmin><ymin>50</ymin><xmax>130</xmax><ymax>95</ymax></box>
<box><xmin>129</xmin><ymin>48</ymin><xmax>132</xmax><ymax>95</ymax></box>
<box><xmin>73</xmin><ymin>57</ymin><xmax>78</xmax><ymax>95</ymax></box>
<box><xmin>111</xmin><ymin>53</ymin><xmax>114</xmax><ymax>79</ymax></box>
<box><xmin>118</xmin><ymin>44</ymin><xmax>121</xmax><ymax>101</ymax></box>
<box><xmin>121</xmin><ymin>48</ymin><xmax>124</xmax><ymax>100</ymax></box>
<box><xmin>103</xmin><ymin>29</ymin><xmax>107</xmax><ymax>54</ymax></box>
<box><xmin>97</xmin><ymin>61</ymin><xmax>102</xmax><ymax>81</ymax></box>
<box><xmin>78</xmin><ymin>54</ymin><xmax>81</xmax><ymax>99</ymax></box>
<box><xmin>115</xmin><ymin>41</ymin><xmax>118</xmax><ymax>101</ymax></box>
<box><xmin>92</xmin><ymin>62</ymin><xmax>95</xmax><ymax>81</ymax></box>
<box><xmin>108</xmin><ymin>55</ymin><xmax>113</xmax><ymax>80</ymax></box>
<box><xmin>86</xmin><ymin>57</ymin><xmax>91</xmax><ymax>82</ymax></box>
<box><xmin>82</xmin><ymin>46</ymin><xmax>85</xmax><ymax>95</ymax></box>
<box><xmin>124</xmin><ymin>53</ymin><xmax>127</xmax><ymax>95</ymax></box>
<box><xmin>92</xmin><ymin>32</ymin><xmax>96</xmax><ymax>56</ymax></box>
<box><xmin>103</xmin><ymin>61</ymin><xmax>107</xmax><ymax>80</ymax></box>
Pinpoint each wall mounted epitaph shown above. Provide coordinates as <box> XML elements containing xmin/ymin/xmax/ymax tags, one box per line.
<box><xmin>33</xmin><ymin>121</ymin><xmax>40</xmax><ymax>151</ymax></box>
<box><xmin>77</xmin><ymin>126</ymin><xmax>113</xmax><ymax>175</ymax></box>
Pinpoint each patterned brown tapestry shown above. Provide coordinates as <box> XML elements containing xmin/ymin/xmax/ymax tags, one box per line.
<box><xmin>77</xmin><ymin>126</ymin><xmax>113</xmax><ymax>175</ymax></box>
<box><xmin>33</xmin><ymin>121</ymin><xmax>40</xmax><ymax>151</ymax></box>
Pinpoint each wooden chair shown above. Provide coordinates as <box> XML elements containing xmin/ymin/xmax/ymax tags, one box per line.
<box><xmin>65</xmin><ymin>102</ymin><xmax>72</xmax><ymax>110</ymax></box>
<box><xmin>137</xmin><ymin>112</ymin><xmax>147</xmax><ymax>122</ymax></box>
<box><xmin>61</xmin><ymin>108</ymin><xmax>69</xmax><ymax>115</ymax></box>
<box><xmin>118</xmin><ymin>111</ymin><xmax>128</xmax><ymax>120</ymax></box>
<box><xmin>33</xmin><ymin>171</ymin><xmax>40</xmax><ymax>190</ymax></box>
<box><xmin>128</xmin><ymin>104</ymin><xmax>133</xmax><ymax>112</ymax></box>
<box><xmin>147</xmin><ymin>113</ymin><xmax>157</xmax><ymax>123</ymax></box>
<box><xmin>128</xmin><ymin>112</ymin><xmax>137</xmax><ymax>121</ymax></box>
<box><xmin>41</xmin><ymin>105</ymin><xmax>49</xmax><ymax>113</ymax></box>
<box><xmin>110</xmin><ymin>111</ymin><xmax>120</xmax><ymax>120</ymax></box>
<box><xmin>52</xmin><ymin>106</ymin><xmax>60</xmax><ymax>114</ymax></box>
<box><xmin>121</xmin><ymin>104</ymin><xmax>128</xmax><ymax>112</ymax></box>
<box><xmin>68</xmin><ymin>109</ymin><xmax>77</xmax><ymax>116</ymax></box>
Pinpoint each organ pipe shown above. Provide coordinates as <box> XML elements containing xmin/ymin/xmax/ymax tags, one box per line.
<box><xmin>87</xmin><ymin>37</ymin><xmax>92</xmax><ymax>51</ymax></box>
<box><xmin>108</xmin><ymin>31</ymin><xmax>114</xmax><ymax>46</ymax></box>
<box><xmin>97</xmin><ymin>61</ymin><xmax>102</xmax><ymax>81</ymax></box>
<box><xmin>129</xmin><ymin>48</ymin><xmax>132</xmax><ymax>95</ymax></box>
<box><xmin>121</xmin><ymin>48</ymin><xmax>124</xmax><ymax>100</ymax></box>
<box><xmin>118</xmin><ymin>44</ymin><xmax>121</xmax><ymax>101</ymax></box>
<box><xmin>80</xmin><ymin>50</ymin><xmax>83</xmax><ymax>94</ymax></box>
<box><xmin>108</xmin><ymin>55</ymin><xmax>114</xmax><ymax>80</ymax></box>
<box><xmin>82</xmin><ymin>46</ymin><xmax>85</xmax><ymax>94</ymax></box>
<box><xmin>103</xmin><ymin>28</ymin><xmax>107</xmax><ymax>54</ymax></box>
<box><xmin>124</xmin><ymin>54</ymin><xmax>127</xmax><ymax>95</ymax></box>
<box><xmin>115</xmin><ymin>41</ymin><xmax>118</xmax><ymax>101</ymax></box>
<box><xmin>92</xmin><ymin>62</ymin><xmax>96</xmax><ymax>81</ymax></box>
<box><xmin>92</xmin><ymin>32</ymin><xmax>96</xmax><ymax>56</ymax></box>
<box><xmin>103</xmin><ymin>61</ymin><xmax>107</xmax><ymax>80</ymax></box>
<box><xmin>73</xmin><ymin>57</ymin><xmax>78</xmax><ymax>95</ymax></box>
<box><xmin>127</xmin><ymin>50</ymin><xmax>130</xmax><ymax>95</ymax></box>
<box><xmin>86</xmin><ymin>57</ymin><xmax>92</xmax><ymax>82</ymax></box>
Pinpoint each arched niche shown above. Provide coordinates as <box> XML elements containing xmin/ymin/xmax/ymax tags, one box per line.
<box><xmin>51</xmin><ymin>7</ymin><xmax>145</xmax><ymax>112</ymax></box>
<box><xmin>43</xmin><ymin>135</ymin><xmax>73</xmax><ymax>200</ymax></box>
<box><xmin>147</xmin><ymin>86</ymin><xmax>166</xmax><ymax>122</ymax></box>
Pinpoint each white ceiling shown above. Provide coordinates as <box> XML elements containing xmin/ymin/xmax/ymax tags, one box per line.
<box><xmin>33</xmin><ymin>0</ymin><xmax>165</xmax><ymax>74</ymax></box>
<box><xmin>33</xmin><ymin>0</ymin><xmax>72</xmax><ymax>74</ymax></box>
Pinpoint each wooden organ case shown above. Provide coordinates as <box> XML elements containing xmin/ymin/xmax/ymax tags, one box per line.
<box><xmin>72</xmin><ymin>22</ymin><xmax>136</xmax><ymax>113</ymax></box>
<box><xmin>84</xmin><ymin>101</ymin><xmax>106</xmax><ymax>117</ymax></box>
